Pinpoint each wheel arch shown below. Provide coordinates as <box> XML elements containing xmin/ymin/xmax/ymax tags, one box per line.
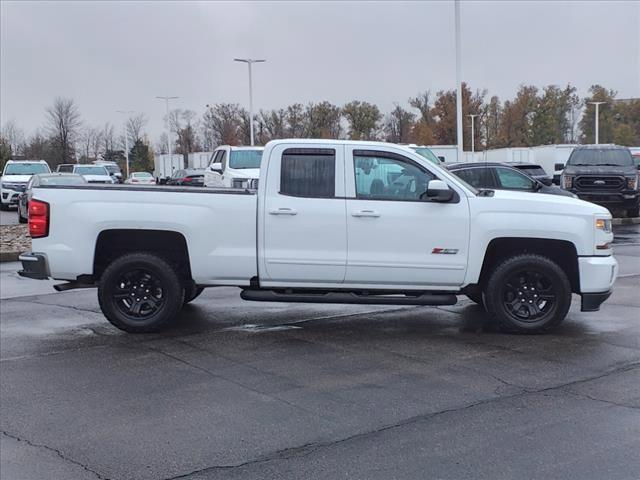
<box><xmin>476</xmin><ymin>237</ymin><xmax>580</xmax><ymax>293</ymax></box>
<box><xmin>93</xmin><ymin>229</ymin><xmax>192</xmax><ymax>284</ymax></box>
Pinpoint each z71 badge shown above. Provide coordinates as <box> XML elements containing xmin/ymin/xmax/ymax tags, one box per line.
<box><xmin>431</xmin><ymin>248</ymin><xmax>459</xmax><ymax>255</ymax></box>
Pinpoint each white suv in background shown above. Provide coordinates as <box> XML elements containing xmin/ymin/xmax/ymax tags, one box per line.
<box><xmin>1</xmin><ymin>160</ymin><xmax>51</xmax><ymax>210</ymax></box>
<box><xmin>204</xmin><ymin>146</ymin><xmax>263</xmax><ymax>189</ymax></box>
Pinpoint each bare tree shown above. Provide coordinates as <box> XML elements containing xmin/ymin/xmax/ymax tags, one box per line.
<box><xmin>170</xmin><ymin>109</ymin><xmax>201</xmax><ymax>154</ymax></box>
<box><xmin>202</xmin><ymin>103</ymin><xmax>242</xmax><ymax>146</ymax></box>
<box><xmin>1</xmin><ymin>120</ymin><xmax>25</xmax><ymax>157</ymax></box>
<box><xmin>101</xmin><ymin>122</ymin><xmax>116</xmax><ymax>154</ymax></box>
<box><xmin>384</xmin><ymin>105</ymin><xmax>415</xmax><ymax>143</ymax></box>
<box><xmin>45</xmin><ymin>97</ymin><xmax>81</xmax><ymax>165</ymax></box>
<box><xmin>79</xmin><ymin>126</ymin><xmax>100</xmax><ymax>163</ymax></box>
<box><xmin>126</xmin><ymin>113</ymin><xmax>147</xmax><ymax>145</ymax></box>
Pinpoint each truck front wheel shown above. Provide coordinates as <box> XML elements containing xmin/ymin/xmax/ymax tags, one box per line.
<box><xmin>484</xmin><ymin>254</ymin><xmax>572</xmax><ymax>334</ymax></box>
<box><xmin>98</xmin><ymin>253</ymin><xmax>184</xmax><ymax>333</ymax></box>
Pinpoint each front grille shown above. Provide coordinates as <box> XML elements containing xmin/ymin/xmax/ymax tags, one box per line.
<box><xmin>88</xmin><ymin>180</ymin><xmax>110</xmax><ymax>184</ymax></box>
<box><xmin>575</xmin><ymin>176</ymin><xmax>624</xmax><ymax>190</ymax></box>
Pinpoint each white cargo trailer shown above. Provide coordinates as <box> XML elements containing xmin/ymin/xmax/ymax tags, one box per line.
<box><xmin>188</xmin><ymin>152</ymin><xmax>213</xmax><ymax>170</ymax></box>
<box><xmin>154</xmin><ymin>154</ymin><xmax>184</xmax><ymax>182</ymax></box>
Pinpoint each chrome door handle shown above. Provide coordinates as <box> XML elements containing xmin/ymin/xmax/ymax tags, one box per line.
<box><xmin>352</xmin><ymin>210</ymin><xmax>380</xmax><ymax>218</ymax></box>
<box><xmin>269</xmin><ymin>207</ymin><xmax>298</xmax><ymax>215</ymax></box>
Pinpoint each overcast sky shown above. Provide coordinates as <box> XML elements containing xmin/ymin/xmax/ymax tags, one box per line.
<box><xmin>1</xmin><ymin>0</ymin><xmax>639</xmax><ymax>141</ymax></box>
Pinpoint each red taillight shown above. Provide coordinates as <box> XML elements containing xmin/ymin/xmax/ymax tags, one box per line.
<box><xmin>182</xmin><ymin>177</ymin><xmax>192</xmax><ymax>183</ymax></box>
<box><xmin>28</xmin><ymin>199</ymin><xmax>49</xmax><ymax>238</ymax></box>
<box><xmin>132</xmin><ymin>179</ymin><xmax>139</xmax><ymax>183</ymax></box>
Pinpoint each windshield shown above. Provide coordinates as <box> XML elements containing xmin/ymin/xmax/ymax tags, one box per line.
<box><xmin>411</xmin><ymin>147</ymin><xmax>440</xmax><ymax>165</ymax></box>
<box><xmin>75</xmin><ymin>166</ymin><xmax>109</xmax><ymax>176</ymax></box>
<box><xmin>567</xmin><ymin>149</ymin><xmax>634</xmax><ymax>167</ymax></box>
<box><xmin>229</xmin><ymin>150</ymin><xmax>262</xmax><ymax>169</ymax></box>
<box><xmin>40</xmin><ymin>175</ymin><xmax>86</xmax><ymax>185</ymax></box>
<box><xmin>133</xmin><ymin>172</ymin><xmax>152</xmax><ymax>178</ymax></box>
<box><xmin>101</xmin><ymin>164</ymin><xmax>121</xmax><ymax>174</ymax></box>
<box><xmin>3</xmin><ymin>163</ymin><xmax>50</xmax><ymax>175</ymax></box>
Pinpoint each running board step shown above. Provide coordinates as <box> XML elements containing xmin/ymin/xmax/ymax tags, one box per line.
<box><xmin>240</xmin><ymin>289</ymin><xmax>457</xmax><ymax>306</ymax></box>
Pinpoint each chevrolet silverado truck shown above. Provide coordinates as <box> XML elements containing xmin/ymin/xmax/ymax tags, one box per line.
<box><xmin>561</xmin><ymin>145</ymin><xmax>639</xmax><ymax>217</ymax></box>
<box><xmin>19</xmin><ymin>139</ymin><xmax>618</xmax><ymax>334</ymax></box>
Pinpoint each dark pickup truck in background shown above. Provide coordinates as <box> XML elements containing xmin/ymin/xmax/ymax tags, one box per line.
<box><xmin>560</xmin><ymin>145</ymin><xmax>640</xmax><ymax>217</ymax></box>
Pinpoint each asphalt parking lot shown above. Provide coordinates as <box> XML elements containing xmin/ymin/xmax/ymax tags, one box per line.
<box><xmin>0</xmin><ymin>208</ymin><xmax>19</xmax><ymax>226</ymax></box>
<box><xmin>1</xmin><ymin>225</ymin><xmax>639</xmax><ymax>480</ymax></box>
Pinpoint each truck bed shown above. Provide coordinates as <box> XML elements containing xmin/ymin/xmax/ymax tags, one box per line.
<box><xmin>30</xmin><ymin>184</ymin><xmax>259</xmax><ymax>284</ymax></box>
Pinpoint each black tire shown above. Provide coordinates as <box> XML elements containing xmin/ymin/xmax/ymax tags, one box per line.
<box><xmin>0</xmin><ymin>203</ymin><xmax>9</xmax><ymax>211</ymax></box>
<box><xmin>98</xmin><ymin>252</ymin><xmax>184</xmax><ymax>333</ymax></box>
<box><xmin>627</xmin><ymin>207</ymin><xmax>639</xmax><ymax>218</ymax></box>
<box><xmin>484</xmin><ymin>254</ymin><xmax>571</xmax><ymax>334</ymax></box>
<box><xmin>183</xmin><ymin>284</ymin><xmax>204</xmax><ymax>305</ymax></box>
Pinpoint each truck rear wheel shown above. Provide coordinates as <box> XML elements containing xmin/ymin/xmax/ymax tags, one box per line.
<box><xmin>98</xmin><ymin>253</ymin><xmax>184</xmax><ymax>333</ymax></box>
<box><xmin>484</xmin><ymin>254</ymin><xmax>571</xmax><ymax>334</ymax></box>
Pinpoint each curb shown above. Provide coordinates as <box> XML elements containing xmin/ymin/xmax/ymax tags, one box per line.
<box><xmin>0</xmin><ymin>252</ymin><xmax>21</xmax><ymax>263</ymax></box>
<box><xmin>612</xmin><ymin>217</ymin><xmax>640</xmax><ymax>225</ymax></box>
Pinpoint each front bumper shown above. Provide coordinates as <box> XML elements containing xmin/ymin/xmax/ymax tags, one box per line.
<box><xmin>581</xmin><ymin>291</ymin><xmax>612</xmax><ymax>312</ymax></box>
<box><xmin>18</xmin><ymin>252</ymin><xmax>50</xmax><ymax>280</ymax></box>
<box><xmin>578</xmin><ymin>255</ymin><xmax>618</xmax><ymax>312</ymax></box>
<box><xmin>571</xmin><ymin>190</ymin><xmax>639</xmax><ymax>208</ymax></box>
<box><xmin>1</xmin><ymin>189</ymin><xmax>21</xmax><ymax>205</ymax></box>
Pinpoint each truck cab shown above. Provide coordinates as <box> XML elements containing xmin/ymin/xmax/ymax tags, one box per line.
<box><xmin>204</xmin><ymin>145</ymin><xmax>263</xmax><ymax>189</ymax></box>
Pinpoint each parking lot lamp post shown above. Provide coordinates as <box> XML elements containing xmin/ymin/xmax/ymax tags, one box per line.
<box><xmin>455</xmin><ymin>0</ymin><xmax>463</xmax><ymax>162</ymax></box>
<box><xmin>468</xmin><ymin>114</ymin><xmax>479</xmax><ymax>154</ymax></box>
<box><xmin>156</xmin><ymin>96</ymin><xmax>179</xmax><ymax>155</ymax></box>
<box><xmin>588</xmin><ymin>101</ymin><xmax>606</xmax><ymax>144</ymax></box>
<box><xmin>116</xmin><ymin>110</ymin><xmax>134</xmax><ymax>178</ymax></box>
<box><xmin>234</xmin><ymin>58</ymin><xmax>266</xmax><ymax>146</ymax></box>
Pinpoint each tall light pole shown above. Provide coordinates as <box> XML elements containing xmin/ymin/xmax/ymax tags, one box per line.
<box><xmin>455</xmin><ymin>0</ymin><xmax>463</xmax><ymax>162</ymax></box>
<box><xmin>116</xmin><ymin>110</ymin><xmax>134</xmax><ymax>178</ymax></box>
<box><xmin>234</xmin><ymin>58</ymin><xmax>266</xmax><ymax>146</ymax></box>
<box><xmin>156</xmin><ymin>96</ymin><xmax>179</xmax><ymax>155</ymax></box>
<box><xmin>588</xmin><ymin>101</ymin><xmax>606</xmax><ymax>144</ymax></box>
<box><xmin>468</xmin><ymin>114</ymin><xmax>479</xmax><ymax>154</ymax></box>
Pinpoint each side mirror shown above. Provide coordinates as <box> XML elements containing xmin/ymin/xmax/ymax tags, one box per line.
<box><xmin>422</xmin><ymin>179</ymin><xmax>454</xmax><ymax>202</ymax></box>
<box><xmin>540</xmin><ymin>177</ymin><xmax>553</xmax><ymax>186</ymax></box>
<box><xmin>438</xmin><ymin>156</ymin><xmax>445</xmax><ymax>163</ymax></box>
<box><xmin>210</xmin><ymin>162</ymin><xmax>223</xmax><ymax>173</ymax></box>
<box><xmin>554</xmin><ymin>163</ymin><xmax>564</xmax><ymax>171</ymax></box>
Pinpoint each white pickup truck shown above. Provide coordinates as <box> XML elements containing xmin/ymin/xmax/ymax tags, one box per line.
<box><xmin>19</xmin><ymin>139</ymin><xmax>618</xmax><ymax>334</ymax></box>
<box><xmin>204</xmin><ymin>145</ymin><xmax>263</xmax><ymax>189</ymax></box>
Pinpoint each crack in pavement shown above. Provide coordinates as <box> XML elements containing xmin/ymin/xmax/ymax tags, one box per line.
<box><xmin>1</xmin><ymin>431</ymin><xmax>109</xmax><ymax>480</ymax></box>
<box><xmin>12</xmin><ymin>298</ymin><xmax>102</xmax><ymax>315</ymax></box>
<box><xmin>139</xmin><ymin>344</ymin><xmax>323</xmax><ymax>419</ymax></box>
<box><xmin>160</xmin><ymin>361</ymin><xmax>640</xmax><ymax>480</ymax></box>
<box><xmin>560</xmin><ymin>389</ymin><xmax>640</xmax><ymax>411</ymax></box>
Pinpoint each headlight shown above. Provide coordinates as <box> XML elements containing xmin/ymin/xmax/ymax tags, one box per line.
<box><xmin>562</xmin><ymin>175</ymin><xmax>573</xmax><ymax>189</ymax></box>
<box><xmin>627</xmin><ymin>175</ymin><xmax>638</xmax><ymax>190</ymax></box>
<box><xmin>595</xmin><ymin>218</ymin><xmax>612</xmax><ymax>233</ymax></box>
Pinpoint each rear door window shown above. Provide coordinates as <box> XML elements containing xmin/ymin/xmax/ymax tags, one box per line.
<box><xmin>452</xmin><ymin>167</ymin><xmax>494</xmax><ymax>189</ymax></box>
<box><xmin>495</xmin><ymin>167</ymin><xmax>536</xmax><ymax>190</ymax></box>
<box><xmin>280</xmin><ymin>148</ymin><xmax>335</xmax><ymax>198</ymax></box>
